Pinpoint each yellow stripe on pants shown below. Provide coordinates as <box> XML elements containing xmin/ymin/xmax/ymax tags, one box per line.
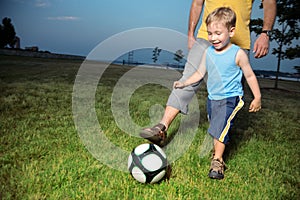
<box><xmin>219</xmin><ymin>97</ymin><xmax>244</xmax><ymax>142</ymax></box>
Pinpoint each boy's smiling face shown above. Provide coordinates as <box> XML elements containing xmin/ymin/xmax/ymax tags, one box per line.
<box><xmin>207</xmin><ymin>21</ymin><xmax>235</xmax><ymax>51</ymax></box>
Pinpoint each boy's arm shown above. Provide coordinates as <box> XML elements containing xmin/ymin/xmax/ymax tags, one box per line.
<box><xmin>174</xmin><ymin>50</ymin><xmax>206</xmax><ymax>88</ymax></box>
<box><xmin>236</xmin><ymin>50</ymin><xmax>262</xmax><ymax>112</ymax></box>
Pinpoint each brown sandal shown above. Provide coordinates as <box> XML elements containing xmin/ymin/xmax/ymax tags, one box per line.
<box><xmin>208</xmin><ymin>158</ymin><xmax>226</xmax><ymax>180</ymax></box>
<box><xmin>139</xmin><ymin>123</ymin><xmax>167</xmax><ymax>147</ymax></box>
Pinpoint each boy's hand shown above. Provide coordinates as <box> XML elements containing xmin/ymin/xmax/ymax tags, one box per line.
<box><xmin>249</xmin><ymin>98</ymin><xmax>262</xmax><ymax>113</ymax></box>
<box><xmin>173</xmin><ymin>81</ymin><xmax>185</xmax><ymax>89</ymax></box>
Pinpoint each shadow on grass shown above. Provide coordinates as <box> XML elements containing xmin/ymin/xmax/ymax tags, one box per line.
<box><xmin>165</xmin><ymin>105</ymin><xmax>208</xmax><ymax>147</ymax></box>
<box><xmin>223</xmin><ymin>106</ymin><xmax>252</xmax><ymax>161</ymax></box>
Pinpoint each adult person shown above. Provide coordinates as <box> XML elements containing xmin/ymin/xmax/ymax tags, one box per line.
<box><xmin>140</xmin><ymin>0</ymin><xmax>276</xmax><ymax>147</ymax></box>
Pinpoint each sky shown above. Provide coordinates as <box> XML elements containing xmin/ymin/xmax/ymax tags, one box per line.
<box><xmin>0</xmin><ymin>0</ymin><xmax>299</xmax><ymax>73</ymax></box>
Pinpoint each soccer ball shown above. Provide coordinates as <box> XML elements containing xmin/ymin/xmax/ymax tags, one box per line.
<box><xmin>128</xmin><ymin>143</ymin><xmax>168</xmax><ymax>184</ymax></box>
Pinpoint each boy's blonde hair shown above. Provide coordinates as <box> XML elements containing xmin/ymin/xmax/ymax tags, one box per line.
<box><xmin>205</xmin><ymin>7</ymin><xmax>236</xmax><ymax>30</ymax></box>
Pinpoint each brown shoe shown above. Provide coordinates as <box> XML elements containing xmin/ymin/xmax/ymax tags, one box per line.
<box><xmin>139</xmin><ymin>123</ymin><xmax>167</xmax><ymax>147</ymax></box>
<box><xmin>208</xmin><ymin>158</ymin><xmax>226</xmax><ymax>180</ymax></box>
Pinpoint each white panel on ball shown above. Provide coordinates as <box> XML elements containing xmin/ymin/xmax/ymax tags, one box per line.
<box><xmin>131</xmin><ymin>167</ymin><xmax>146</xmax><ymax>183</ymax></box>
<box><xmin>142</xmin><ymin>154</ymin><xmax>163</xmax><ymax>171</ymax></box>
<box><xmin>128</xmin><ymin>143</ymin><xmax>168</xmax><ymax>184</ymax></box>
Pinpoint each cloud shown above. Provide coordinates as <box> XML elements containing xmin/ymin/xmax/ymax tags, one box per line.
<box><xmin>10</xmin><ymin>0</ymin><xmax>49</xmax><ymax>7</ymax></box>
<box><xmin>47</xmin><ymin>16</ymin><xmax>81</xmax><ymax>21</ymax></box>
<box><xmin>12</xmin><ymin>0</ymin><xmax>25</xmax><ymax>3</ymax></box>
<box><xmin>35</xmin><ymin>0</ymin><xmax>50</xmax><ymax>8</ymax></box>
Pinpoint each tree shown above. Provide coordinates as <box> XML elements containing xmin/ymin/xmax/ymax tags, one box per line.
<box><xmin>294</xmin><ymin>66</ymin><xmax>300</xmax><ymax>81</ymax></box>
<box><xmin>294</xmin><ymin>66</ymin><xmax>300</xmax><ymax>73</ymax></box>
<box><xmin>250</xmin><ymin>0</ymin><xmax>300</xmax><ymax>88</ymax></box>
<box><xmin>0</xmin><ymin>17</ymin><xmax>17</xmax><ymax>48</ymax></box>
<box><xmin>174</xmin><ymin>49</ymin><xmax>184</xmax><ymax>68</ymax></box>
<box><xmin>152</xmin><ymin>47</ymin><xmax>161</xmax><ymax>63</ymax></box>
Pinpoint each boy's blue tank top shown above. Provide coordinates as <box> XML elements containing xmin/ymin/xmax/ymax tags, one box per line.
<box><xmin>206</xmin><ymin>44</ymin><xmax>243</xmax><ymax>100</ymax></box>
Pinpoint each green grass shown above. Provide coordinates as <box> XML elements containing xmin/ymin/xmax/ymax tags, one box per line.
<box><xmin>0</xmin><ymin>55</ymin><xmax>299</xmax><ymax>199</ymax></box>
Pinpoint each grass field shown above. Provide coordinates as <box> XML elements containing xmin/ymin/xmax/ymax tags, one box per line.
<box><xmin>0</xmin><ymin>55</ymin><xmax>299</xmax><ymax>199</ymax></box>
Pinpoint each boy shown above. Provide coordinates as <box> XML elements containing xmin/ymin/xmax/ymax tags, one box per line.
<box><xmin>174</xmin><ymin>7</ymin><xmax>262</xmax><ymax>179</ymax></box>
<box><xmin>139</xmin><ymin>0</ymin><xmax>276</xmax><ymax>148</ymax></box>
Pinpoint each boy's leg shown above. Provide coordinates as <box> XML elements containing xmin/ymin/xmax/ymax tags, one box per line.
<box><xmin>207</xmin><ymin>97</ymin><xmax>244</xmax><ymax>179</ymax></box>
<box><xmin>209</xmin><ymin>138</ymin><xmax>226</xmax><ymax>180</ymax></box>
<box><xmin>213</xmin><ymin>138</ymin><xmax>225</xmax><ymax>162</ymax></box>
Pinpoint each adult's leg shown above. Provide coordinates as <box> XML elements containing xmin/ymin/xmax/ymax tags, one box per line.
<box><xmin>140</xmin><ymin>39</ymin><xmax>210</xmax><ymax>145</ymax></box>
<box><xmin>166</xmin><ymin>39</ymin><xmax>210</xmax><ymax>115</ymax></box>
<box><xmin>162</xmin><ymin>39</ymin><xmax>210</xmax><ymax>127</ymax></box>
<box><xmin>160</xmin><ymin>106</ymin><xmax>179</xmax><ymax>130</ymax></box>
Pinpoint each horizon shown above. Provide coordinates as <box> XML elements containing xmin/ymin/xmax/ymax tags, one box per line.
<box><xmin>1</xmin><ymin>46</ymin><xmax>299</xmax><ymax>75</ymax></box>
<box><xmin>0</xmin><ymin>0</ymin><xmax>299</xmax><ymax>73</ymax></box>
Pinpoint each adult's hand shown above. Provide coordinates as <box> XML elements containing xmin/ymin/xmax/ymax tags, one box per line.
<box><xmin>188</xmin><ymin>35</ymin><xmax>196</xmax><ymax>50</ymax></box>
<box><xmin>253</xmin><ymin>33</ymin><xmax>270</xmax><ymax>58</ymax></box>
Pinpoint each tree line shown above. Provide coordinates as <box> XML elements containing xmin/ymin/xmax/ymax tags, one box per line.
<box><xmin>1</xmin><ymin>0</ymin><xmax>299</xmax><ymax>88</ymax></box>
